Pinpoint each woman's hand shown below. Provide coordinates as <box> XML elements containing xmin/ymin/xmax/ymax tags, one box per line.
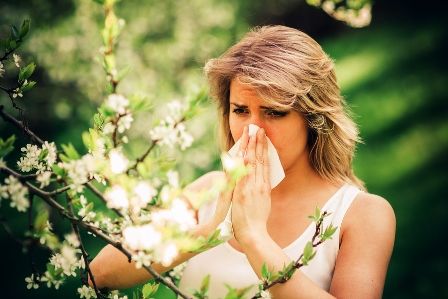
<box><xmin>231</xmin><ymin>126</ymin><xmax>272</xmax><ymax>247</ymax></box>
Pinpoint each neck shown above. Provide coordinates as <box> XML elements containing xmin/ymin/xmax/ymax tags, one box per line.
<box><xmin>271</xmin><ymin>154</ymin><xmax>337</xmax><ymax>202</ymax></box>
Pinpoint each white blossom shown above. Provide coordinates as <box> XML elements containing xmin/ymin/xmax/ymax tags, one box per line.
<box><xmin>39</xmin><ymin>271</ymin><xmax>63</xmax><ymax>289</ymax></box>
<box><xmin>17</xmin><ymin>144</ymin><xmax>42</xmax><ymax>172</ymax></box>
<box><xmin>108</xmin><ymin>290</ymin><xmax>128</xmax><ymax>299</ymax></box>
<box><xmin>130</xmin><ymin>181</ymin><xmax>156</xmax><ymax>212</ymax></box>
<box><xmin>167</xmin><ymin>100</ymin><xmax>184</xmax><ymax>120</ymax></box>
<box><xmin>61</xmin><ymin>154</ymin><xmax>97</xmax><ymax>193</ymax></box>
<box><xmin>13</xmin><ymin>53</ymin><xmax>21</xmax><ymax>68</ymax></box>
<box><xmin>2</xmin><ymin>175</ymin><xmax>29</xmax><ymax>212</ymax></box>
<box><xmin>167</xmin><ymin>170</ymin><xmax>179</xmax><ymax>188</ymax></box>
<box><xmin>123</xmin><ymin>224</ymin><xmax>162</xmax><ymax>251</ymax></box>
<box><xmin>104</xmin><ymin>185</ymin><xmax>129</xmax><ymax>210</ymax></box>
<box><xmin>149</xmin><ymin>101</ymin><xmax>193</xmax><ymax>150</ymax></box>
<box><xmin>50</xmin><ymin>244</ymin><xmax>81</xmax><ymax>277</ymax></box>
<box><xmin>17</xmin><ymin>142</ymin><xmax>56</xmax><ymax>174</ymax></box>
<box><xmin>25</xmin><ymin>274</ymin><xmax>39</xmax><ymax>289</ymax></box>
<box><xmin>78</xmin><ymin>207</ymin><xmax>97</xmax><ymax>222</ymax></box>
<box><xmin>117</xmin><ymin>113</ymin><xmax>133</xmax><ymax>133</ymax></box>
<box><xmin>131</xmin><ymin>251</ymin><xmax>152</xmax><ymax>269</ymax></box>
<box><xmin>42</xmin><ymin>141</ymin><xmax>57</xmax><ymax>167</ymax></box>
<box><xmin>168</xmin><ymin>263</ymin><xmax>187</xmax><ymax>280</ymax></box>
<box><xmin>37</xmin><ymin>171</ymin><xmax>52</xmax><ymax>188</ymax></box>
<box><xmin>12</xmin><ymin>87</ymin><xmax>23</xmax><ymax>98</ymax></box>
<box><xmin>77</xmin><ymin>285</ymin><xmax>97</xmax><ymax>299</ymax></box>
<box><xmin>109</xmin><ymin>149</ymin><xmax>129</xmax><ymax>174</ymax></box>
<box><xmin>103</xmin><ymin>122</ymin><xmax>115</xmax><ymax>135</ymax></box>
<box><xmin>221</xmin><ymin>153</ymin><xmax>244</xmax><ymax>172</ymax></box>
<box><xmin>105</xmin><ymin>94</ymin><xmax>129</xmax><ymax>115</ymax></box>
<box><xmin>151</xmin><ymin>198</ymin><xmax>196</xmax><ymax>232</ymax></box>
<box><xmin>260</xmin><ymin>290</ymin><xmax>272</xmax><ymax>298</ymax></box>
<box><xmin>155</xmin><ymin>242</ymin><xmax>178</xmax><ymax>267</ymax></box>
<box><xmin>65</xmin><ymin>232</ymin><xmax>80</xmax><ymax>248</ymax></box>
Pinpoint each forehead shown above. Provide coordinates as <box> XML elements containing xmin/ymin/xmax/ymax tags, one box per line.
<box><xmin>229</xmin><ymin>78</ymin><xmax>289</xmax><ymax>109</ymax></box>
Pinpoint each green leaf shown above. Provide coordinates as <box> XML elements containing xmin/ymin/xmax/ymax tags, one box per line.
<box><xmin>261</xmin><ymin>262</ymin><xmax>271</xmax><ymax>281</ymax></box>
<box><xmin>11</xmin><ymin>25</ymin><xmax>19</xmax><ymax>40</ymax></box>
<box><xmin>20</xmin><ymin>19</ymin><xmax>30</xmax><ymax>39</ymax></box>
<box><xmin>0</xmin><ymin>135</ymin><xmax>15</xmax><ymax>158</ymax></box>
<box><xmin>142</xmin><ymin>281</ymin><xmax>159</xmax><ymax>299</ymax></box>
<box><xmin>308</xmin><ymin>206</ymin><xmax>321</xmax><ymax>222</ymax></box>
<box><xmin>38</xmin><ymin>148</ymin><xmax>48</xmax><ymax>161</ymax></box>
<box><xmin>301</xmin><ymin>241</ymin><xmax>316</xmax><ymax>266</ymax></box>
<box><xmin>18</xmin><ymin>62</ymin><xmax>36</xmax><ymax>82</ymax></box>
<box><xmin>93</xmin><ymin>113</ymin><xmax>105</xmax><ymax>130</ymax></box>
<box><xmin>223</xmin><ymin>284</ymin><xmax>253</xmax><ymax>299</ymax></box>
<box><xmin>60</xmin><ymin>143</ymin><xmax>80</xmax><ymax>161</ymax></box>
<box><xmin>200</xmin><ymin>274</ymin><xmax>210</xmax><ymax>293</ymax></box>
<box><xmin>9</xmin><ymin>39</ymin><xmax>17</xmax><ymax>49</ymax></box>
<box><xmin>21</xmin><ymin>80</ymin><xmax>36</xmax><ymax>92</ymax></box>
<box><xmin>321</xmin><ymin>224</ymin><xmax>338</xmax><ymax>241</ymax></box>
<box><xmin>34</xmin><ymin>204</ymin><xmax>49</xmax><ymax>231</ymax></box>
<box><xmin>51</xmin><ymin>164</ymin><xmax>66</xmax><ymax>177</ymax></box>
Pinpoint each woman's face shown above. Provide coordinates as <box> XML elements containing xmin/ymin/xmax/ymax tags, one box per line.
<box><xmin>228</xmin><ymin>78</ymin><xmax>309</xmax><ymax>172</ymax></box>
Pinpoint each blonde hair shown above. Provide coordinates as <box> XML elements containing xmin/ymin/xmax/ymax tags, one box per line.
<box><xmin>204</xmin><ymin>25</ymin><xmax>365</xmax><ymax>190</ymax></box>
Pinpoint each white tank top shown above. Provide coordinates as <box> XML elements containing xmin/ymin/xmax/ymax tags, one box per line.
<box><xmin>178</xmin><ymin>184</ymin><xmax>361</xmax><ymax>298</ymax></box>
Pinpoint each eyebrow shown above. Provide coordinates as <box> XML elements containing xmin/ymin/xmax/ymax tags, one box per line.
<box><xmin>230</xmin><ymin>102</ymin><xmax>279</xmax><ymax>110</ymax></box>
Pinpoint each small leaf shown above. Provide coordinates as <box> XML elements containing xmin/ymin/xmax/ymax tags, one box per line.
<box><xmin>0</xmin><ymin>135</ymin><xmax>16</xmax><ymax>158</ymax></box>
<box><xmin>51</xmin><ymin>164</ymin><xmax>66</xmax><ymax>177</ymax></box>
<box><xmin>308</xmin><ymin>206</ymin><xmax>321</xmax><ymax>222</ymax></box>
<box><xmin>321</xmin><ymin>224</ymin><xmax>338</xmax><ymax>241</ymax></box>
<box><xmin>9</xmin><ymin>39</ymin><xmax>17</xmax><ymax>49</ymax></box>
<box><xmin>200</xmin><ymin>274</ymin><xmax>210</xmax><ymax>293</ymax></box>
<box><xmin>21</xmin><ymin>81</ymin><xmax>36</xmax><ymax>92</ymax></box>
<box><xmin>142</xmin><ymin>281</ymin><xmax>159</xmax><ymax>299</ymax></box>
<box><xmin>11</xmin><ymin>25</ymin><xmax>19</xmax><ymax>39</ymax></box>
<box><xmin>38</xmin><ymin>148</ymin><xmax>48</xmax><ymax>160</ymax></box>
<box><xmin>301</xmin><ymin>241</ymin><xmax>316</xmax><ymax>266</ymax></box>
<box><xmin>20</xmin><ymin>19</ymin><xmax>30</xmax><ymax>39</ymax></box>
<box><xmin>261</xmin><ymin>263</ymin><xmax>270</xmax><ymax>281</ymax></box>
<box><xmin>34</xmin><ymin>205</ymin><xmax>49</xmax><ymax>231</ymax></box>
<box><xmin>61</xmin><ymin>143</ymin><xmax>80</xmax><ymax>160</ymax></box>
<box><xmin>19</xmin><ymin>62</ymin><xmax>36</xmax><ymax>82</ymax></box>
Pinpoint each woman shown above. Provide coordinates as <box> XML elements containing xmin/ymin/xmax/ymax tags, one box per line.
<box><xmin>90</xmin><ymin>25</ymin><xmax>395</xmax><ymax>298</ymax></box>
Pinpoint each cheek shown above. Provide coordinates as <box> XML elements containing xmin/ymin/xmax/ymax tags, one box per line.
<box><xmin>229</xmin><ymin>115</ymin><xmax>243</xmax><ymax>142</ymax></box>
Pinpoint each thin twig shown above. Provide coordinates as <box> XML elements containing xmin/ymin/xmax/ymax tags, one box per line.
<box><xmin>65</xmin><ymin>192</ymin><xmax>104</xmax><ymax>299</ymax></box>
<box><xmin>251</xmin><ymin>212</ymin><xmax>329</xmax><ymax>298</ymax></box>
<box><xmin>0</xmin><ymin>105</ymin><xmax>123</xmax><ymax>217</ymax></box>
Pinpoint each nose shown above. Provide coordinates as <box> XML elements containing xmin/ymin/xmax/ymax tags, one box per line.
<box><xmin>247</xmin><ymin>113</ymin><xmax>265</xmax><ymax>130</ymax></box>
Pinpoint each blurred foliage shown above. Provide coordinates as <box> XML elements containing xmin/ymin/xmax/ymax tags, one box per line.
<box><xmin>1</xmin><ymin>0</ymin><xmax>447</xmax><ymax>298</ymax></box>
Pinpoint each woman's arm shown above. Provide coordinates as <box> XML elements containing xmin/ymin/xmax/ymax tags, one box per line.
<box><xmin>329</xmin><ymin>193</ymin><xmax>396</xmax><ymax>298</ymax></box>
<box><xmin>89</xmin><ymin>223</ymin><xmax>214</xmax><ymax>289</ymax></box>
<box><xmin>239</xmin><ymin>192</ymin><xmax>395</xmax><ymax>299</ymax></box>
<box><xmin>89</xmin><ymin>171</ymin><xmax>230</xmax><ymax>289</ymax></box>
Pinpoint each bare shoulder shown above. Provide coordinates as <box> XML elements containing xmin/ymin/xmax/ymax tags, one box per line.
<box><xmin>343</xmin><ymin>191</ymin><xmax>396</xmax><ymax>240</ymax></box>
<box><xmin>184</xmin><ymin>171</ymin><xmax>226</xmax><ymax>192</ymax></box>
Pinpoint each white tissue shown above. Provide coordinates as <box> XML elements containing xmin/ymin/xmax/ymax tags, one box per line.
<box><xmin>219</xmin><ymin>124</ymin><xmax>285</xmax><ymax>241</ymax></box>
<box><xmin>228</xmin><ymin>124</ymin><xmax>285</xmax><ymax>188</ymax></box>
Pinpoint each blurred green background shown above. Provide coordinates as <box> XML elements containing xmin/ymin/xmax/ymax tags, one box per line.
<box><xmin>1</xmin><ymin>0</ymin><xmax>447</xmax><ymax>298</ymax></box>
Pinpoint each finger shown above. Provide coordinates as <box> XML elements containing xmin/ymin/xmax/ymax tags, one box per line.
<box><xmin>238</xmin><ymin>125</ymin><xmax>249</xmax><ymax>158</ymax></box>
<box><xmin>245</xmin><ymin>133</ymin><xmax>257</xmax><ymax>180</ymax></box>
<box><xmin>255</xmin><ymin>129</ymin><xmax>265</xmax><ymax>185</ymax></box>
<box><xmin>263</xmin><ymin>133</ymin><xmax>271</xmax><ymax>188</ymax></box>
